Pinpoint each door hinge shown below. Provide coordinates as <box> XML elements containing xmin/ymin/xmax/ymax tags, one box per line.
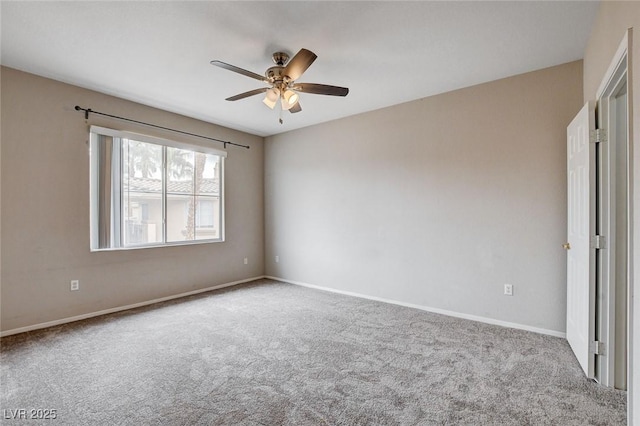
<box><xmin>589</xmin><ymin>128</ymin><xmax>607</xmax><ymax>144</ymax></box>
<box><xmin>590</xmin><ymin>235</ymin><xmax>606</xmax><ymax>249</ymax></box>
<box><xmin>590</xmin><ymin>341</ymin><xmax>606</xmax><ymax>356</ymax></box>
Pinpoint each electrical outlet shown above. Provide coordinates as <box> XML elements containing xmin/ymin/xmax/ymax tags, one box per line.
<box><xmin>244</xmin><ymin>257</ymin><xmax>248</xmax><ymax>265</ymax></box>
<box><xmin>275</xmin><ymin>255</ymin><xmax>279</xmax><ymax>263</ymax></box>
<box><xmin>70</xmin><ymin>280</ymin><xmax>79</xmax><ymax>291</ymax></box>
<box><xmin>504</xmin><ymin>284</ymin><xmax>513</xmax><ymax>296</ymax></box>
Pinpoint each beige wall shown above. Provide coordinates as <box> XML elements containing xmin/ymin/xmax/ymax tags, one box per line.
<box><xmin>583</xmin><ymin>2</ymin><xmax>640</xmax><ymax>424</ymax></box>
<box><xmin>265</xmin><ymin>61</ymin><xmax>583</xmax><ymax>334</ymax></box>
<box><xmin>0</xmin><ymin>67</ymin><xmax>265</xmax><ymax>332</ymax></box>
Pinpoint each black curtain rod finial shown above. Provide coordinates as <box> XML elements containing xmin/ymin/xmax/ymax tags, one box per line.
<box><xmin>75</xmin><ymin>105</ymin><xmax>91</xmax><ymax>120</ymax></box>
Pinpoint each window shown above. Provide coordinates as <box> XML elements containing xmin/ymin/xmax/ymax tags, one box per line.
<box><xmin>196</xmin><ymin>200</ymin><xmax>215</xmax><ymax>228</ymax></box>
<box><xmin>90</xmin><ymin>126</ymin><xmax>225</xmax><ymax>250</ymax></box>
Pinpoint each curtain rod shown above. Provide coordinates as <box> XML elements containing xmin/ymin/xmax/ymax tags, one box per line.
<box><xmin>74</xmin><ymin>106</ymin><xmax>250</xmax><ymax>150</ymax></box>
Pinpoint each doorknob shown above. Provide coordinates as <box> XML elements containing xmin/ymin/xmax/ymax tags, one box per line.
<box><xmin>562</xmin><ymin>243</ymin><xmax>571</xmax><ymax>250</ymax></box>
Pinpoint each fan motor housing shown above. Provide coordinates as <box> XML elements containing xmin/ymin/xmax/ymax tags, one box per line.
<box><xmin>265</xmin><ymin>66</ymin><xmax>286</xmax><ymax>82</ymax></box>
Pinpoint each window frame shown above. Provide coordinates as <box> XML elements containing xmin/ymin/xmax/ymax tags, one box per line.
<box><xmin>89</xmin><ymin>126</ymin><xmax>226</xmax><ymax>251</ymax></box>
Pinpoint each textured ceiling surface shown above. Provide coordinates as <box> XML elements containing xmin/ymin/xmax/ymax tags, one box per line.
<box><xmin>1</xmin><ymin>1</ymin><xmax>598</xmax><ymax>137</ymax></box>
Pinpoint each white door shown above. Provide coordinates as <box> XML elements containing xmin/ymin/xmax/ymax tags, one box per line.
<box><xmin>566</xmin><ymin>102</ymin><xmax>596</xmax><ymax>378</ymax></box>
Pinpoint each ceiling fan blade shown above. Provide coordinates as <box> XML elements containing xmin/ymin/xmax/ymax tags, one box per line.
<box><xmin>289</xmin><ymin>102</ymin><xmax>302</xmax><ymax>114</ymax></box>
<box><xmin>294</xmin><ymin>83</ymin><xmax>349</xmax><ymax>97</ymax></box>
<box><xmin>210</xmin><ymin>60</ymin><xmax>266</xmax><ymax>82</ymax></box>
<box><xmin>226</xmin><ymin>88</ymin><xmax>267</xmax><ymax>101</ymax></box>
<box><xmin>283</xmin><ymin>49</ymin><xmax>317</xmax><ymax>81</ymax></box>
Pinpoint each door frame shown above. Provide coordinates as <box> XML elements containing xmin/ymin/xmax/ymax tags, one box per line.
<box><xmin>594</xmin><ymin>29</ymin><xmax>632</xmax><ymax>394</ymax></box>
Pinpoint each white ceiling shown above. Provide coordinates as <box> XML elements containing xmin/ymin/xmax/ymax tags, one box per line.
<box><xmin>1</xmin><ymin>1</ymin><xmax>598</xmax><ymax>137</ymax></box>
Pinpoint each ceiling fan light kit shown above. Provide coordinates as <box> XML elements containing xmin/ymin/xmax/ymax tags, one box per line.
<box><xmin>262</xmin><ymin>88</ymin><xmax>280</xmax><ymax>109</ymax></box>
<box><xmin>282</xmin><ymin>89</ymin><xmax>299</xmax><ymax>110</ymax></box>
<box><xmin>262</xmin><ymin>96</ymin><xmax>277</xmax><ymax>109</ymax></box>
<box><xmin>211</xmin><ymin>48</ymin><xmax>349</xmax><ymax>123</ymax></box>
<box><xmin>265</xmin><ymin>87</ymin><xmax>280</xmax><ymax>102</ymax></box>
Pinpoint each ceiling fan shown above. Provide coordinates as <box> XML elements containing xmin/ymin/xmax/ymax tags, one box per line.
<box><xmin>210</xmin><ymin>48</ymin><xmax>349</xmax><ymax>121</ymax></box>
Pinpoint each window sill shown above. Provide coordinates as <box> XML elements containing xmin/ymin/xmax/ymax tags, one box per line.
<box><xmin>90</xmin><ymin>238</ymin><xmax>224</xmax><ymax>252</ymax></box>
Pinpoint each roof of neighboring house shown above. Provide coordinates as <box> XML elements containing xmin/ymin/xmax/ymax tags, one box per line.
<box><xmin>124</xmin><ymin>177</ymin><xmax>219</xmax><ymax>195</ymax></box>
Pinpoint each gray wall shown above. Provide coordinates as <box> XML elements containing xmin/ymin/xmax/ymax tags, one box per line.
<box><xmin>583</xmin><ymin>2</ymin><xmax>640</xmax><ymax>422</ymax></box>
<box><xmin>1</xmin><ymin>67</ymin><xmax>265</xmax><ymax>332</ymax></box>
<box><xmin>265</xmin><ymin>61</ymin><xmax>583</xmax><ymax>334</ymax></box>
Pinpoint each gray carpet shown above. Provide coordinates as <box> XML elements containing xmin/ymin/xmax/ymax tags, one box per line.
<box><xmin>1</xmin><ymin>279</ymin><xmax>626</xmax><ymax>425</ymax></box>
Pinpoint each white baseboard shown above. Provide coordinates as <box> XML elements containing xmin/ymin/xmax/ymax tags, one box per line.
<box><xmin>265</xmin><ymin>276</ymin><xmax>566</xmax><ymax>339</ymax></box>
<box><xmin>3</xmin><ymin>275</ymin><xmax>566</xmax><ymax>339</ymax></box>
<box><xmin>0</xmin><ymin>276</ymin><xmax>266</xmax><ymax>338</ymax></box>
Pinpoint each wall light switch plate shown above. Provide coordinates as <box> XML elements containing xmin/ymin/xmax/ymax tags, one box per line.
<box><xmin>70</xmin><ymin>280</ymin><xmax>79</xmax><ymax>291</ymax></box>
<box><xmin>243</xmin><ymin>258</ymin><xmax>248</xmax><ymax>265</ymax></box>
